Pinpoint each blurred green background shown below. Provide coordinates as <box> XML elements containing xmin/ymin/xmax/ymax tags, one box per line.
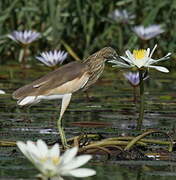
<box><xmin>0</xmin><ymin>0</ymin><xmax>176</xmax><ymax>65</ymax></box>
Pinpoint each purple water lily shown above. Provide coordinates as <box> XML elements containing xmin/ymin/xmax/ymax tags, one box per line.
<box><xmin>133</xmin><ymin>25</ymin><xmax>164</xmax><ymax>40</ymax></box>
<box><xmin>8</xmin><ymin>30</ymin><xmax>40</xmax><ymax>45</ymax></box>
<box><xmin>124</xmin><ymin>72</ymin><xmax>140</xmax><ymax>86</ymax></box>
<box><xmin>36</xmin><ymin>50</ymin><xmax>68</xmax><ymax>67</ymax></box>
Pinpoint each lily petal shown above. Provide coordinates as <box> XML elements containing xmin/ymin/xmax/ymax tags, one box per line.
<box><xmin>149</xmin><ymin>44</ymin><xmax>157</xmax><ymax>58</ymax></box>
<box><xmin>112</xmin><ymin>64</ymin><xmax>132</xmax><ymax>68</ymax></box>
<box><xmin>37</xmin><ymin>140</ymin><xmax>48</xmax><ymax>158</ymax></box>
<box><xmin>148</xmin><ymin>65</ymin><xmax>169</xmax><ymax>73</ymax></box>
<box><xmin>125</xmin><ymin>50</ymin><xmax>134</xmax><ymax>62</ymax></box>
<box><xmin>61</xmin><ymin>155</ymin><xmax>92</xmax><ymax>171</ymax></box>
<box><xmin>68</xmin><ymin>168</ymin><xmax>96</xmax><ymax>177</ymax></box>
<box><xmin>49</xmin><ymin>143</ymin><xmax>60</xmax><ymax>158</ymax></box>
<box><xmin>17</xmin><ymin>141</ymin><xmax>28</xmax><ymax>157</ymax></box>
<box><xmin>27</xmin><ymin>141</ymin><xmax>41</xmax><ymax>158</ymax></box>
<box><xmin>0</xmin><ymin>90</ymin><xmax>6</xmax><ymax>94</ymax></box>
<box><xmin>152</xmin><ymin>52</ymin><xmax>171</xmax><ymax>64</ymax></box>
<box><xmin>119</xmin><ymin>56</ymin><xmax>133</xmax><ymax>64</ymax></box>
<box><xmin>17</xmin><ymin>141</ymin><xmax>37</xmax><ymax>163</ymax></box>
<box><xmin>60</xmin><ymin>147</ymin><xmax>78</xmax><ymax>165</ymax></box>
<box><xmin>109</xmin><ymin>60</ymin><xmax>132</xmax><ymax>68</ymax></box>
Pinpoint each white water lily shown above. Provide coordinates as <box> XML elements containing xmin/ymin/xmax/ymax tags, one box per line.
<box><xmin>109</xmin><ymin>44</ymin><xmax>171</xmax><ymax>73</ymax></box>
<box><xmin>133</xmin><ymin>25</ymin><xmax>164</xmax><ymax>40</ymax></box>
<box><xmin>8</xmin><ymin>30</ymin><xmax>40</xmax><ymax>45</ymax></box>
<box><xmin>36</xmin><ymin>50</ymin><xmax>68</xmax><ymax>67</ymax></box>
<box><xmin>17</xmin><ymin>139</ymin><xmax>96</xmax><ymax>180</ymax></box>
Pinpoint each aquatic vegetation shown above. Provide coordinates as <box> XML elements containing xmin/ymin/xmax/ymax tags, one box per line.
<box><xmin>36</xmin><ymin>50</ymin><xmax>68</xmax><ymax>67</ymax></box>
<box><xmin>77</xmin><ymin>130</ymin><xmax>173</xmax><ymax>155</ymax></box>
<box><xmin>17</xmin><ymin>139</ymin><xmax>96</xmax><ymax>180</ymax></box>
<box><xmin>132</xmin><ymin>25</ymin><xmax>165</xmax><ymax>40</ymax></box>
<box><xmin>109</xmin><ymin>9</ymin><xmax>135</xmax><ymax>24</ymax></box>
<box><xmin>1</xmin><ymin>0</ymin><xmax>176</xmax><ymax>179</ymax></box>
<box><xmin>109</xmin><ymin>45</ymin><xmax>171</xmax><ymax>129</ymax></box>
<box><xmin>8</xmin><ymin>30</ymin><xmax>40</xmax><ymax>45</ymax></box>
<box><xmin>0</xmin><ymin>0</ymin><xmax>175</xmax><ymax>60</ymax></box>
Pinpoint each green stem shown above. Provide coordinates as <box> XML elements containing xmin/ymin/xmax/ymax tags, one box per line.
<box><xmin>133</xmin><ymin>86</ymin><xmax>137</xmax><ymax>103</ymax></box>
<box><xmin>22</xmin><ymin>45</ymin><xmax>28</xmax><ymax>67</ymax></box>
<box><xmin>19</xmin><ymin>45</ymin><xmax>29</xmax><ymax>68</ymax></box>
<box><xmin>136</xmin><ymin>70</ymin><xmax>144</xmax><ymax>130</ymax></box>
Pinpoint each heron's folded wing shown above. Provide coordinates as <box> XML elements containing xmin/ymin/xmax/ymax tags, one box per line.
<box><xmin>13</xmin><ymin>62</ymin><xmax>88</xmax><ymax>99</ymax></box>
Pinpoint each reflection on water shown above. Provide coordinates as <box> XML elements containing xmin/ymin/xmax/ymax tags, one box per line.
<box><xmin>1</xmin><ymin>65</ymin><xmax>176</xmax><ymax>179</ymax></box>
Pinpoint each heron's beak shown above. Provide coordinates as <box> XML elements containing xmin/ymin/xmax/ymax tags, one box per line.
<box><xmin>113</xmin><ymin>53</ymin><xmax>119</xmax><ymax>60</ymax></box>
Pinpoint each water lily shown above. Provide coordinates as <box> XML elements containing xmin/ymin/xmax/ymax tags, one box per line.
<box><xmin>109</xmin><ymin>9</ymin><xmax>135</xmax><ymax>23</ymax></box>
<box><xmin>17</xmin><ymin>139</ymin><xmax>96</xmax><ymax>180</ymax></box>
<box><xmin>124</xmin><ymin>72</ymin><xmax>140</xmax><ymax>86</ymax></box>
<box><xmin>36</xmin><ymin>50</ymin><xmax>68</xmax><ymax>67</ymax></box>
<box><xmin>110</xmin><ymin>45</ymin><xmax>171</xmax><ymax>129</ymax></box>
<box><xmin>0</xmin><ymin>90</ymin><xmax>5</xmax><ymax>94</ymax></box>
<box><xmin>109</xmin><ymin>44</ymin><xmax>171</xmax><ymax>73</ymax></box>
<box><xmin>8</xmin><ymin>30</ymin><xmax>40</xmax><ymax>45</ymax></box>
<box><xmin>133</xmin><ymin>25</ymin><xmax>164</xmax><ymax>40</ymax></box>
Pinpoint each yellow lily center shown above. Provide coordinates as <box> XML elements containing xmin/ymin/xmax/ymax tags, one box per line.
<box><xmin>52</xmin><ymin>156</ymin><xmax>60</xmax><ymax>165</ymax></box>
<box><xmin>39</xmin><ymin>156</ymin><xmax>60</xmax><ymax>165</ymax></box>
<box><xmin>40</xmin><ymin>157</ymin><xmax>47</xmax><ymax>163</ymax></box>
<box><xmin>133</xmin><ymin>49</ymin><xmax>147</xmax><ymax>60</ymax></box>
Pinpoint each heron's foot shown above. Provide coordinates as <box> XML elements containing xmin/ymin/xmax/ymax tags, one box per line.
<box><xmin>62</xmin><ymin>143</ymin><xmax>72</xmax><ymax>149</ymax></box>
<box><xmin>58</xmin><ymin>127</ymin><xmax>70</xmax><ymax>149</ymax></box>
<box><xmin>60</xmin><ymin>136</ymin><xmax>72</xmax><ymax>149</ymax></box>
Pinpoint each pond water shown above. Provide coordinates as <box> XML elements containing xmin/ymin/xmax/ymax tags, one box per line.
<box><xmin>1</xmin><ymin>64</ymin><xmax>176</xmax><ymax>179</ymax></box>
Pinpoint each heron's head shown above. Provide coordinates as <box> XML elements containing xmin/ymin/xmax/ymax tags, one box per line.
<box><xmin>99</xmin><ymin>47</ymin><xmax>118</xmax><ymax>62</ymax></box>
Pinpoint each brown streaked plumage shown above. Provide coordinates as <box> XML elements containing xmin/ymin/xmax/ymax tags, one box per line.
<box><xmin>13</xmin><ymin>47</ymin><xmax>118</xmax><ymax>148</ymax></box>
<box><xmin>13</xmin><ymin>62</ymin><xmax>88</xmax><ymax>99</ymax></box>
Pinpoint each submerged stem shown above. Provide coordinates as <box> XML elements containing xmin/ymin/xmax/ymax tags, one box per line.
<box><xmin>136</xmin><ymin>69</ymin><xmax>144</xmax><ymax>130</ymax></box>
<box><xmin>133</xmin><ymin>86</ymin><xmax>137</xmax><ymax>103</ymax></box>
<box><xmin>23</xmin><ymin>46</ymin><xmax>27</xmax><ymax>63</ymax></box>
<box><xmin>19</xmin><ymin>45</ymin><xmax>29</xmax><ymax>68</ymax></box>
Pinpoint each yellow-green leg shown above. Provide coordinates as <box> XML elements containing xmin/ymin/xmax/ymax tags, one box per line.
<box><xmin>57</xmin><ymin>93</ymin><xmax>72</xmax><ymax>148</ymax></box>
<box><xmin>57</xmin><ymin>116</ymin><xmax>68</xmax><ymax>148</ymax></box>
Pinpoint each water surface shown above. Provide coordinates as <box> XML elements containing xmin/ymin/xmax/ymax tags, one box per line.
<box><xmin>0</xmin><ymin>65</ymin><xmax>176</xmax><ymax>179</ymax></box>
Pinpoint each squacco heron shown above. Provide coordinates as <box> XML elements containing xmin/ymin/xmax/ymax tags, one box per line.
<box><xmin>12</xmin><ymin>47</ymin><xmax>118</xmax><ymax>148</ymax></box>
